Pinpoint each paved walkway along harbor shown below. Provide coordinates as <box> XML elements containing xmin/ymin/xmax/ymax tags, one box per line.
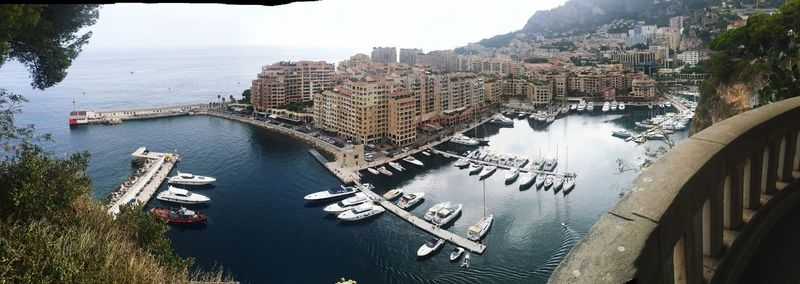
<box><xmin>357</xmin><ymin>184</ymin><xmax>487</xmax><ymax>254</ymax></box>
<box><xmin>107</xmin><ymin>147</ymin><xmax>178</xmax><ymax>216</ymax></box>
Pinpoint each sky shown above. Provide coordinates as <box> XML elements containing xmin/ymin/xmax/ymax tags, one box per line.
<box><xmin>82</xmin><ymin>0</ymin><xmax>568</xmax><ymax>52</ymax></box>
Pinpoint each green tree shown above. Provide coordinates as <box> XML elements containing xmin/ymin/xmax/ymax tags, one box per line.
<box><xmin>241</xmin><ymin>88</ymin><xmax>251</xmax><ymax>103</ymax></box>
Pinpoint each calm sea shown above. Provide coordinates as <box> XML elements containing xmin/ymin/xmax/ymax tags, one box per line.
<box><xmin>0</xmin><ymin>46</ymin><xmax>688</xmax><ymax>283</ymax></box>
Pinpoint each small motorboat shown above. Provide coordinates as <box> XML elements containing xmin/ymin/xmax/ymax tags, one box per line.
<box><xmin>337</xmin><ymin>203</ymin><xmax>385</xmax><ymax>221</ymax></box>
<box><xmin>424</xmin><ymin>202</ymin><xmax>450</xmax><ymax>222</ymax></box>
<box><xmin>505</xmin><ymin>169</ymin><xmax>519</xmax><ymax>183</ymax></box>
<box><xmin>167</xmin><ymin>171</ymin><xmax>216</xmax><ymax>185</ymax></box>
<box><xmin>535</xmin><ymin>174</ymin><xmax>546</xmax><ymax>188</ymax></box>
<box><xmin>552</xmin><ymin>175</ymin><xmax>565</xmax><ymax>190</ymax></box>
<box><xmin>454</xmin><ymin>158</ymin><xmax>470</xmax><ymax>168</ymax></box>
<box><xmin>450</xmin><ymin>247</ymin><xmax>465</xmax><ymax>261</ymax></box>
<box><xmin>618</xmin><ymin>102</ymin><xmax>626</xmax><ymax>110</ymax></box>
<box><xmin>388</xmin><ymin>162</ymin><xmax>405</xmax><ymax>172</ymax></box>
<box><xmin>461</xmin><ymin>252</ymin><xmax>471</xmax><ymax>269</ymax></box>
<box><xmin>519</xmin><ymin>173</ymin><xmax>536</xmax><ymax>187</ymax></box>
<box><xmin>304</xmin><ymin>185</ymin><xmax>357</xmax><ymax>201</ymax></box>
<box><xmin>367</xmin><ymin>167</ymin><xmax>380</xmax><ymax>175</ymax></box>
<box><xmin>417</xmin><ymin>237</ymin><xmax>446</xmax><ymax>257</ymax></box>
<box><xmin>397</xmin><ymin>192</ymin><xmax>425</xmax><ymax>209</ymax></box>
<box><xmin>544</xmin><ymin>175</ymin><xmax>554</xmax><ymax>189</ymax></box>
<box><xmin>431</xmin><ymin>203</ymin><xmax>463</xmax><ymax>227</ymax></box>
<box><xmin>570</xmin><ymin>104</ymin><xmax>577</xmax><ymax>111</ymax></box>
<box><xmin>377</xmin><ymin>166</ymin><xmax>393</xmax><ymax>176</ymax></box>
<box><xmin>402</xmin><ymin>156</ymin><xmax>424</xmax><ymax>166</ymax></box>
<box><xmin>468</xmin><ymin>163</ymin><xmax>483</xmax><ymax>175</ymax></box>
<box><xmin>479</xmin><ymin>166</ymin><xmax>497</xmax><ymax>178</ymax></box>
<box><xmin>323</xmin><ymin>192</ymin><xmax>370</xmax><ymax>214</ymax></box>
<box><xmin>612</xmin><ymin>130</ymin><xmax>632</xmax><ymax>138</ymax></box>
<box><xmin>383</xmin><ymin>189</ymin><xmax>403</xmax><ymax>200</ymax></box>
<box><xmin>422</xmin><ymin>150</ymin><xmax>432</xmax><ymax>156</ymax></box>
<box><xmin>587</xmin><ymin>101</ymin><xmax>595</xmax><ymax>111</ymax></box>
<box><xmin>602</xmin><ymin>101</ymin><xmax>610</xmax><ymax>112</ymax></box>
<box><xmin>156</xmin><ymin>186</ymin><xmax>210</xmax><ymax>204</ymax></box>
<box><xmin>610</xmin><ymin>100</ymin><xmax>618</xmax><ymax>111</ymax></box>
<box><xmin>151</xmin><ymin>207</ymin><xmax>207</xmax><ymax>223</ymax></box>
<box><xmin>563</xmin><ymin>174</ymin><xmax>576</xmax><ymax>191</ymax></box>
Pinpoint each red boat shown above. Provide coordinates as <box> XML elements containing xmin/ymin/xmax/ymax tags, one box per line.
<box><xmin>151</xmin><ymin>207</ymin><xmax>207</xmax><ymax>223</ymax></box>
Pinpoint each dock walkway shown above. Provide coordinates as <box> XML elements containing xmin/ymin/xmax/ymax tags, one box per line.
<box><xmin>107</xmin><ymin>148</ymin><xmax>178</xmax><ymax>216</ymax></box>
<box><xmin>357</xmin><ymin>185</ymin><xmax>487</xmax><ymax>254</ymax></box>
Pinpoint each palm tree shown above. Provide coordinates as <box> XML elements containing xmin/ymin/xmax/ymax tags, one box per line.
<box><xmin>217</xmin><ymin>94</ymin><xmax>221</xmax><ymax>103</ymax></box>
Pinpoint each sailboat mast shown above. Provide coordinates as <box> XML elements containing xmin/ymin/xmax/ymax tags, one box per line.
<box><xmin>482</xmin><ymin>179</ymin><xmax>486</xmax><ymax>217</ymax></box>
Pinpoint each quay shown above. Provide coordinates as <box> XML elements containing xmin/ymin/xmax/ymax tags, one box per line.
<box><xmin>356</xmin><ymin>184</ymin><xmax>487</xmax><ymax>254</ymax></box>
<box><xmin>107</xmin><ymin>147</ymin><xmax>179</xmax><ymax>216</ymax></box>
<box><xmin>70</xmin><ymin>103</ymin><xmax>216</xmax><ymax>125</ymax></box>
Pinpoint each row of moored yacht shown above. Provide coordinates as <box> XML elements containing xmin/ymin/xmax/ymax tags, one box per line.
<box><xmin>365</xmin><ymin>154</ymin><xmax>427</xmax><ymax>176</ymax></box>
<box><xmin>151</xmin><ymin>171</ymin><xmax>217</xmax><ymax>223</ymax></box>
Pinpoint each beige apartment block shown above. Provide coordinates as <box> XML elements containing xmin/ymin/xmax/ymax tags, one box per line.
<box><xmin>251</xmin><ymin>61</ymin><xmax>334</xmax><ymax>110</ymax></box>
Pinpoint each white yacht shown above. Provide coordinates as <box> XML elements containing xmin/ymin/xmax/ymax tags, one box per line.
<box><xmin>577</xmin><ymin>100</ymin><xmax>587</xmax><ymax>112</ymax></box>
<box><xmin>323</xmin><ymin>192</ymin><xmax>370</xmax><ymax>214</ymax></box>
<box><xmin>366</xmin><ymin>167</ymin><xmax>380</xmax><ymax>175</ymax></box>
<box><xmin>535</xmin><ymin>174</ymin><xmax>546</xmax><ymax>188</ymax></box>
<box><xmin>167</xmin><ymin>171</ymin><xmax>216</xmax><ymax>185</ymax></box>
<box><xmin>587</xmin><ymin>101</ymin><xmax>595</xmax><ymax>111</ymax></box>
<box><xmin>610</xmin><ymin>101</ymin><xmax>618</xmax><ymax>111</ymax></box>
<box><xmin>382</xmin><ymin>189</ymin><xmax>403</xmax><ymax>200</ymax></box>
<box><xmin>450</xmin><ymin>247</ymin><xmax>465</xmax><ymax>261</ymax></box>
<box><xmin>618</xmin><ymin>102</ymin><xmax>626</xmax><ymax>110</ymax></box>
<box><xmin>377</xmin><ymin>166</ymin><xmax>393</xmax><ymax>176</ymax></box>
<box><xmin>402</xmin><ymin>156</ymin><xmax>424</xmax><ymax>166</ymax></box>
<box><xmin>563</xmin><ymin>174</ymin><xmax>576</xmax><ymax>192</ymax></box>
<box><xmin>479</xmin><ymin>165</ymin><xmax>497</xmax><ymax>178</ymax></box>
<box><xmin>489</xmin><ymin>114</ymin><xmax>514</xmax><ymax>126</ymax></box>
<box><xmin>388</xmin><ymin>162</ymin><xmax>405</xmax><ymax>172</ymax></box>
<box><xmin>424</xmin><ymin>202</ymin><xmax>450</xmax><ymax>222</ymax></box>
<box><xmin>541</xmin><ymin>158</ymin><xmax>558</xmax><ymax>172</ymax></box>
<box><xmin>602</xmin><ymin>101</ymin><xmax>611</xmax><ymax>112</ymax></box>
<box><xmin>544</xmin><ymin>175</ymin><xmax>554</xmax><ymax>189</ymax></box>
<box><xmin>432</xmin><ymin>203</ymin><xmax>463</xmax><ymax>227</ymax></box>
<box><xmin>417</xmin><ymin>237</ymin><xmax>445</xmax><ymax>257</ymax></box>
<box><xmin>467</xmin><ymin>214</ymin><xmax>493</xmax><ymax>241</ymax></box>
<box><xmin>304</xmin><ymin>185</ymin><xmax>358</xmax><ymax>201</ymax></box>
<box><xmin>552</xmin><ymin>175</ymin><xmax>565</xmax><ymax>190</ymax></box>
<box><xmin>469</xmin><ymin>163</ymin><xmax>484</xmax><ymax>175</ymax></box>
<box><xmin>422</xmin><ymin>150</ymin><xmax>432</xmax><ymax>156</ymax></box>
<box><xmin>450</xmin><ymin>134</ymin><xmax>479</xmax><ymax>146</ymax></box>
<box><xmin>397</xmin><ymin>192</ymin><xmax>425</xmax><ymax>209</ymax></box>
<box><xmin>520</xmin><ymin>172</ymin><xmax>536</xmax><ymax>187</ymax></box>
<box><xmin>156</xmin><ymin>186</ymin><xmax>210</xmax><ymax>204</ymax></box>
<box><xmin>461</xmin><ymin>252</ymin><xmax>471</xmax><ymax>269</ymax></box>
<box><xmin>570</xmin><ymin>104</ymin><xmax>578</xmax><ymax>111</ymax></box>
<box><xmin>505</xmin><ymin>169</ymin><xmax>519</xmax><ymax>183</ymax></box>
<box><xmin>454</xmin><ymin>158</ymin><xmax>470</xmax><ymax>168</ymax></box>
<box><xmin>337</xmin><ymin>203</ymin><xmax>385</xmax><ymax>221</ymax></box>
<box><xmin>612</xmin><ymin>130</ymin><xmax>632</xmax><ymax>138</ymax></box>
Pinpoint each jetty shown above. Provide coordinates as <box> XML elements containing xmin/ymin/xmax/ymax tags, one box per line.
<box><xmin>432</xmin><ymin>149</ymin><xmax>573</xmax><ymax>177</ymax></box>
<box><xmin>106</xmin><ymin>147</ymin><xmax>178</xmax><ymax>216</ymax></box>
<box><xmin>356</xmin><ymin>184</ymin><xmax>487</xmax><ymax>254</ymax></box>
<box><xmin>70</xmin><ymin>103</ymin><xmax>216</xmax><ymax>126</ymax></box>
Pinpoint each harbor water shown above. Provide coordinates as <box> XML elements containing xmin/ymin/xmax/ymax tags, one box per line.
<box><xmin>0</xmin><ymin>46</ymin><xmax>689</xmax><ymax>283</ymax></box>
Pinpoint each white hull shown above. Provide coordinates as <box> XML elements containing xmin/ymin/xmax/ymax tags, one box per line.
<box><xmin>403</xmin><ymin>156</ymin><xmax>424</xmax><ymax>166</ymax></box>
<box><xmin>397</xmin><ymin>192</ymin><xmax>425</xmax><ymax>209</ymax></box>
<box><xmin>167</xmin><ymin>172</ymin><xmax>216</xmax><ymax>185</ymax></box>
<box><xmin>468</xmin><ymin>214</ymin><xmax>493</xmax><ymax>241</ymax></box>
<box><xmin>304</xmin><ymin>185</ymin><xmax>357</xmax><ymax>201</ymax></box>
<box><xmin>157</xmin><ymin>187</ymin><xmax>210</xmax><ymax>204</ymax></box>
<box><xmin>389</xmin><ymin>162</ymin><xmax>405</xmax><ymax>172</ymax></box>
<box><xmin>424</xmin><ymin>202</ymin><xmax>450</xmax><ymax>222</ymax></box>
<box><xmin>520</xmin><ymin>173</ymin><xmax>536</xmax><ymax>186</ymax></box>
<box><xmin>337</xmin><ymin>204</ymin><xmax>385</xmax><ymax>221</ymax></box>
<box><xmin>432</xmin><ymin>204</ymin><xmax>462</xmax><ymax>226</ymax></box>
<box><xmin>479</xmin><ymin>166</ymin><xmax>497</xmax><ymax>178</ymax></box>
<box><xmin>417</xmin><ymin>239</ymin><xmax>445</xmax><ymax>257</ymax></box>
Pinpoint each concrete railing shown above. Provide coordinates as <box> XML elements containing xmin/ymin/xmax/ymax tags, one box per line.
<box><xmin>550</xmin><ymin>96</ymin><xmax>800</xmax><ymax>283</ymax></box>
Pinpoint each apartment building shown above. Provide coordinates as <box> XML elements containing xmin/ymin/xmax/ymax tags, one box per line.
<box><xmin>399</xmin><ymin>48</ymin><xmax>423</xmax><ymax>66</ymax></box>
<box><xmin>630</xmin><ymin>78</ymin><xmax>657</xmax><ymax>101</ymax></box>
<box><xmin>251</xmin><ymin>61</ymin><xmax>334</xmax><ymax>110</ymax></box>
<box><xmin>371</xmin><ymin>47</ymin><xmax>397</xmax><ymax>64</ymax></box>
<box><xmin>313</xmin><ymin>77</ymin><xmax>397</xmax><ymax>144</ymax></box>
<box><xmin>387</xmin><ymin>92</ymin><xmax>418</xmax><ymax>147</ymax></box>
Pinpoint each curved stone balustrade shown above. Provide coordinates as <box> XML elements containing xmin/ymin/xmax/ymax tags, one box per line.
<box><xmin>549</xmin><ymin>96</ymin><xmax>800</xmax><ymax>283</ymax></box>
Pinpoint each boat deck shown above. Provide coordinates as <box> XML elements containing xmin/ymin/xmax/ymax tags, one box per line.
<box><xmin>357</xmin><ymin>184</ymin><xmax>487</xmax><ymax>254</ymax></box>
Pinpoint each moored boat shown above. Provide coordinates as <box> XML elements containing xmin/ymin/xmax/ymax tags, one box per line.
<box><xmin>519</xmin><ymin>172</ymin><xmax>536</xmax><ymax>187</ymax></box>
<box><xmin>402</xmin><ymin>156</ymin><xmax>424</xmax><ymax>166</ymax></box>
<box><xmin>388</xmin><ymin>162</ymin><xmax>405</xmax><ymax>172</ymax></box>
<box><xmin>422</xmin><ymin>150</ymin><xmax>432</xmax><ymax>156</ymax></box>
<box><xmin>382</xmin><ymin>189</ymin><xmax>403</xmax><ymax>200</ymax></box>
<box><xmin>156</xmin><ymin>186</ymin><xmax>210</xmax><ymax>204</ymax></box>
<box><xmin>431</xmin><ymin>203</ymin><xmax>463</xmax><ymax>227</ymax></box>
<box><xmin>337</xmin><ymin>203</ymin><xmax>385</xmax><ymax>221</ymax></box>
<box><xmin>467</xmin><ymin>214</ymin><xmax>493</xmax><ymax>241</ymax></box>
<box><xmin>461</xmin><ymin>252</ymin><xmax>471</xmax><ymax>269</ymax></box>
<box><xmin>543</xmin><ymin>175</ymin><xmax>554</xmax><ymax>189</ymax></box>
<box><xmin>450</xmin><ymin>134</ymin><xmax>479</xmax><ymax>146</ymax></box>
<box><xmin>587</xmin><ymin>101</ymin><xmax>595</xmax><ymax>111</ymax></box>
<box><xmin>505</xmin><ymin>169</ymin><xmax>519</xmax><ymax>183</ymax></box>
<box><xmin>424</xmin><ymin>202</ymin><xmax>450</xmax><ymax>221</ymax></box>
<box><xmin>167</xmin><ymin>171</ymin><xmax>216</xmax><ymax>185</ymax></box>
<box><xmin>417</xmin><ymin>237</ymin><xmax>445</xmax><ymax>257</ymax></box>
<box><xmin>450</xmin><ymin>247</ymin><xmax>465</xmax><ymax>261</ymax></box>
<box><xmin>454</xmin><ymin>158</ymin><xmax>470</xmax><ymax>168</ymax></box>
<box><xmin>468</xmin><ymin>163</ymin><xmax>483</xmax><ymax>175</ymax></box>
<box><xmin>618</xmin><ymin>102</ymin><xmax>626</xmax><ymax>110</ymax></box>
<box><xmin>552</xmin><ymin>175</ymin><xmax>564</xmax><ymax>190</ymax></box>
<box><xmin>397</xmin><ymin>192</ymin><xmax>425</xmax><ymax>209</ymax></box>
<box><xmin>610</xmin><ymin>100</ymin><xmax>618</xmax><ymax>111</ymax></box>
<box><xmin>479</xmin><ymin>165</ymin><xmax>497</xmax><ymax>178</ymax></box>
<box><xmin>602</xmin><ymin>101</ymin><xmax>611</xmax><ymax>112</ymax></box>
<box><xmin>377</xmin><ymin>166</ymin><xmax>393</xmax><ymax>176</ymax></box>
<box><xmin>367</xmin><ymin>167</ymin><xmax>380</xmax><ymax>175</ymax></box>
<box><xmin>323</xmin><ymin>192</ymin><xmax>370</xmax><ymax>214</ymax></box>
<box><xmin>535</xmin><ymin>174</ymin><xmax>546</xmax><ymax>188</ymax></box>
<box><xmin>304</xmin><ymin>185</ymin><xmax>358</xmax><ymax>201</ymax></box>
<box><xmin>151</xmin><ymin>207</ymin><xmax>207</xmax><ymax>223</ymax></box>
<box><xmin>612</xmin><ymin>130</ymin><xmax>632</xmax><ymax>138</ymax></box>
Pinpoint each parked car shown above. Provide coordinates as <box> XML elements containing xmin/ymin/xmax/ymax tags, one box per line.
<box><xmin>367</xmin><ymin>143</ymin><xmax>375</xmax><ymax>149</ymax></box>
